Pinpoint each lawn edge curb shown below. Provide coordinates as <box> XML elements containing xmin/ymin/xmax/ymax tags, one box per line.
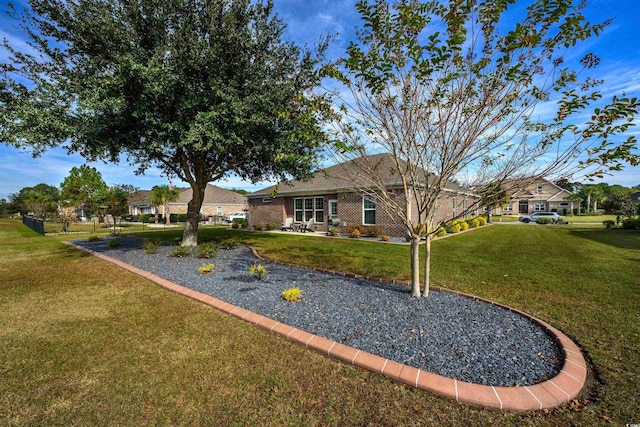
<box><xmin>65</xmin><ymin>240</ymin><xmax>586</xmax><ymax>413</ymax></box>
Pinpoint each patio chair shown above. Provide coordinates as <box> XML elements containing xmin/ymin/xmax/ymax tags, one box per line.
<box><xmin>281</xmin><ymin>217</ymin><xmax>294</xmax><ymax>231</ymax></box>
<box><xmin>298</xmin><ymin>217</ymin><xmax>315</xmax><ymax>233</ymax></box>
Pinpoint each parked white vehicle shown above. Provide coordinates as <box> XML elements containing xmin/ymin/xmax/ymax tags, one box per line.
<box><xmin>224</xmin><ymin>212</ymin><xmax>247</xmax><ymax>223</ymax></box>
<box><xmin>519</xmin><ymin>212</ymin><xmax>560</xmax><ymax>223</ymax></box>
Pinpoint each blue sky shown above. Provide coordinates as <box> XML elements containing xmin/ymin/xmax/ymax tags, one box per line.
<box><xmin>1</xmin><ymin>0</ymin><xmax>639</xmax><ymax>200</ymax></box>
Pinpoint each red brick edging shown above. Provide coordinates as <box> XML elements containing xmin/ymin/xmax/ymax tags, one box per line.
<box><xmin>66</xmin><ymin>241</ymin><xmax>587</xmax><ymax>412</ymax></box>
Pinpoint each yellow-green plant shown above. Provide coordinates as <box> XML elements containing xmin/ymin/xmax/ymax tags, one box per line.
<box><xmin>87</xmin><ymin>234</ymin><xmax>100</xmax><ymax>242</ymax></box>
<box><xmin>198</xmin><ymin>263</ymin><xmax>214</xmax><ymax>274</ymax></box>
<box><xmin>248</xmin><ymin>263</ymin><xmax>267</xmax><ymax>280</ymax></box>
<box><xmin>282</xmin><ymin>287</ymin><xmax>302</xmax><ymax>302</ymax></box>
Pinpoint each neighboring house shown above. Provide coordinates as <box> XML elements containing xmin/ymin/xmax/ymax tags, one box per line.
<box><xmin>129</xmin><ymin>185</ymin><xmax>247</xmax><ymax>220</ymax></box>
<box><xmin>494</xmin><ymin>178</ymin><xmax>579</xmax><ymax>216</ymax></box>
<box><xmin>170</xmin><ymin>184</ymin><xmax>247</xmax><ymax>219</ymax></box>
<box><xmin>248</xmin><ymin>154</ymin><xmax>479</xmax><ymax>237</ymax></box>
<box><xmin>128</xmin><ymin>190</ymin><xmax>156</xmax><ymax>216</ymax></box>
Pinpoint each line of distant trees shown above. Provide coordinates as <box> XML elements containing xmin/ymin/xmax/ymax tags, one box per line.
<box><xmin>0</xmin><ymin>165</ymin><xmax>137</xmax><ymax>220</ymax></box>
<box><xmin>553</xmin><ymin>179</ymin><xmax>640</xmax><ymax>216</ymax></box>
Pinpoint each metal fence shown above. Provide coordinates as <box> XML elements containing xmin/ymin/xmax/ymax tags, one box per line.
<box><xmin>22</xmin><ymin>215</ymin><xmax>45</xmax><ymax>235</ymax></box>
<box><xmin>21</xmin><ymin>215</ymin><xmax>227</xmax><ymax>236</ymax></box>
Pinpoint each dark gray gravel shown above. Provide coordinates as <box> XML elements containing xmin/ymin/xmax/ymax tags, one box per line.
<box><xmin>75</xmin><ymin>236</ymin><xmax>563</xmax><ymax>387</ymax></box>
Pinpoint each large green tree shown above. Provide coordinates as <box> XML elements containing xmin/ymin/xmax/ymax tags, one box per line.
<box><xmin>60</xmin><ymin>165</ymin><xmax>108</xmax><ymax>218</ymax></box>
<box><xmin>1</xmin><ymin>0</ymin><xmax>331</xmax><ymax>246</ymax></box>
<box><xmin>325</xmin><ymin>0</ymin><xmax>638</xmax><ymax>297</ymax></box>
<box><xmin>9</xmin><ymin>183</ymin><xmax>60</xmax><ymax>218</ymax></box>
<box><xmin>150</xmin><ymin>185</ymin><xmax>180</xmax><ymax>225</ymax></box>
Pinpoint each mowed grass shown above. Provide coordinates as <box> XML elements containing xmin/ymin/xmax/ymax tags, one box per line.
<box><xmin>1</xmin><ymin>219</ymin><xmax>638</xmax><ymax>425</ymax></box>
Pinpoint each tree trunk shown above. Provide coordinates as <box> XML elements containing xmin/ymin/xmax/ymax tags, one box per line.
<box><xmin>486</xmin><ymin>206</ymin><xmax>492</xmax><ymax>224</ymax></box>
<box><xmin>182</xmin><ymin>183</ymin><xmax>206</xmax><ymax>247</ymax></box>
<box><xmin>587</xmin><ymin>194</ymin><xmax>591</xmax><ymax>213</ymax></box>
<box><xmin>422</xmin><ymin>235</ymin><xmax>432</xmax><ymax>297</ymax></box>
<box><xmin>410</xmin><ymin>235</ymin><xmax>421</xmax><ymax>297</ymax></box>
<box><xmin>164</xmin><ymin>202</ymin><xmax>170</xmax><ymax>225</ymax></box>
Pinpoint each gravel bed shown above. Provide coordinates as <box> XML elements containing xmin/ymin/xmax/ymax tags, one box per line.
<box><xmin>75</xmin><ymin>236</ymin><xmax>563</xmax><ymax>387</ymax></box>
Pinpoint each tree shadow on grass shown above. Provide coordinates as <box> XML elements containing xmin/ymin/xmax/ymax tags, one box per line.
<box><xmin>567</xmin><ymin>227</ymin><xmax>640</xmax><ymax>250</ymax></box>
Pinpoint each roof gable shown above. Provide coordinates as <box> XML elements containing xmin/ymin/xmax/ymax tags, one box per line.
<box><xmin>249</xmin><ymin>153</ymin><xmax>463</xmax><ymax>197</ymax></box>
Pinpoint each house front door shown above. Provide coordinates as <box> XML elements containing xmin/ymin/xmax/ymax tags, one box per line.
<box><xmin>519</xmin><ymin>201</ymin><xmax>528</xmax><ymax>213</ymax></box>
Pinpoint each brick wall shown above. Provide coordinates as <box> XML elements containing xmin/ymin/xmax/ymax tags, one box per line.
<box><xmin>248</xmin><ymin>198</ymin><xmax>286</xmax><ymax>227</ymax></box>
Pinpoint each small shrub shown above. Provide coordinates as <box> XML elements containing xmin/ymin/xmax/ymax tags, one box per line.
<box><xmin>435</xmin><ymin>227</ymin><xmax>447</xmax><ymax>238</ymax></box>
<box><xmin>106</xmin><ymin>238</ymin><xmax>121</xmax><ymax>248</ymax></box>
<box><xmin>477</xmin><ymin>216</ymin><xmax>487</xmax><ymax>226</ymax></box>
<box><xmin>254</xmin><ymin>223</ymin><xmax>263</xmax><ymax>231</ymax></box>
<box><xmin>231</xmin><ymin>222</ymin><xmax>240</xmax><ymax>229</ymax></box>
<box><xmin>282</xmin><ymin>287</ymin><xmax>302</xmax><ymax>302</ymax></box>
<box><xmin>220</xmin><ymin>238</ymin><xmax>240</xmax><ymax>250</ymax></box>
<box><xmin>458</xmin><ymin>221</ymin><xmax>469</xmax><ymax>231</ymax></box>
<box><xmin>602</xmin><ymin>220</ymin><xmax>615</xmax><ymax>229</ymax></box>
<box><xmin>446</xmin><ymin>223</ymin><xmax>461</xmax><ymax>234</ymax></box>
<box><xmin>171</xmin><ymin>245</ymin><xmax>191</xmax><ymax>257</ymax></box>
<box><xmin>536</xmin><ymin>217</ymin><xmax>553</xmax><ymax>225</ymax></box>
<box><xmin>328</xmin><ymin>228</ymin><xmax>340</xmax><ymax>236</ymax></box>
<box><xmin>621</xmin><ymin>217</ymin><xmax>640</xmax><ymax>229</ymax></box>
<box><xmin>233</xmin><ymin>218</ymin><xmax>248</xmax><ymax>228</ymax></box>
<box><xmin>87</xmin><ymin>234</ymin><xmax>100</xmax><ymax>242</ymax></box>
<box><xmin>141</xmin><ymin>214</ymin><xmax>154</xmax><ymax>223</ymax></box>
<box><xmin>265</xmin><ymin>222</ymin><xmax>277</xmax><ymax>231</ymax></box>
<box><xmin>351</xmin><ymin>229</ymin><xmax>361</xmax><ymax>238</ymax></box>
<box><xmin>249</xmin><ymin>263</ymin><xmax>267</xmax><ymax>280</ymax></box>
<box><xmin>466</xmin><ymin>218</ymin><xmax>479</xmax><ymax>228</ymax></box>
<box><xmin>366</xmin><ymin>225</ymin><xmax>383</xmax><ymax>238</ymax></box>
<box><xmin>197</xmin><ymin>263</ymin><xmax>214</xmax><ymax>274</ymax></box>
<box><xmin>381</xmin><ymin>234</ymin><xmax>390</xmax><ymax>242</ymax></box>
<box><xmin>346</xmin><ymin>223</ymin><xmax>364</xmax><ymax>234</ymax></box>
<box><xmin>196</xmin><ymin>241</ymin><xmax>218</xmax><ymax>258</ymax></box>
<box><xmin>142</xmin><ymin>239</ymin><xmax>160</xmax><ymax>254</ymax></box>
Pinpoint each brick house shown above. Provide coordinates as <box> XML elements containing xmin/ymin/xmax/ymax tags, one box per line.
<box><xmin>170</xmin><ymin>184</ymin><xmax>247</xmax><ymax>219</ymax></box>
<box><xmin>494</xmin><ymin>178</ymin><xmax>579</xmax><ymax>216</ymax></box>
<box><xmin>129</xmin><ymin>185</ymin><xmax>247</xmax><ymax>220</ymax></box>
<box><xmin>248</xmin><ymin>154</ymin><xmax>479</xmax><ymax>237</ymax></box>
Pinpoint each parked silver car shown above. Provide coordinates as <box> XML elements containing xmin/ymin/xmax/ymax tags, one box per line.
<box><xmin>224</xmin><ymin>212</ymin><xmax>247</xmax><ymax>223</ymax></box>
<box><xmin>519</xmin><ymin>212</ymin><xmax>560</xmax><ymax>223</ymax></box>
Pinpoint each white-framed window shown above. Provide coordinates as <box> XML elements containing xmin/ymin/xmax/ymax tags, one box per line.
<box><xmin>536</xmin><ymin>184</ymin><xmax>544</xmax><ymax>193</ymax></box>
<box><xmin>452</xmin><ymin>197</ymin><xmax>457</xmax><ymax>216</ymax></box>
<box><xmin>262</xmin><ymin>198</ymin><xmax>272</xmax><ymax>203</ymax></box>
<box><xmin>363</xmin><ymin>196</ymin><xmax>376</xmax><ymax>225</ymax></box>
<box><xmin>314</xmin><ymin>197</ymin><xmax>324</xmax><ymax>223</ymax></box>
<box><xmin>504</xmin><ymin>204</ymin><xmax>513</xmax><ymax>212</ymax></box>
<box><xmin>559</xmin><ymin>202</ymin><xmax>569</xmax><ymax>207</ymax></box>
<box><xmin>304</xmin><ymin>197</ymin><xmax>313</xmax><ymax>221</ymax></box>
<box><xmin>294</xmin><ymin>198</ymin><xmax>304</xmax><ymax>222</ymax></box>
<box><xmin>294</xmin><ymin>197</ymin><xmax>325</xmax><ymax>223</ymax></box>
<box><xmin>328</xmin><ymin>199</ymin><xmax>338</xmax><ymax>218</ymax></box>
<box><xmin>534</xmin><ymin>202</ymin><xmax>545</xmax><ymax>211</ymax></box>
<box><xmin>217</xmin><ymin>206</ymin><xmax>222</xmax><ymax>215</ymax></box>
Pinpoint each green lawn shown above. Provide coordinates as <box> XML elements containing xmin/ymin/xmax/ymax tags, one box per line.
<box><xmin>1</xmin><ymin>219</ymin><xmax>638</xmax><ymax>425</ymax></box>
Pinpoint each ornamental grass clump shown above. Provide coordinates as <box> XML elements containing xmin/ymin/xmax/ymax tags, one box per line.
<box><xmin>87</xmin><ymin>234</ymin><xmax>100</xmax><ymax>242</ymax></box>
<box><xmin>249</xmin><ymin>263</ymin><xmax>267</xmax><ymax>280</ymax></box>
<box><xmin>477</xmin><ymin>216</ymin><xmax>487</xmax><ymax>226</ymax></box>
<box><xmin>171</xmin><ymin>245</ymin><xmax>191</xmax><ymax>257</ymax></box>
<box><xmin>196</xmin><ymin>241</ymin><xmax>218</xmax><ymax>258</ymax></box>
<box><xmin>106</xmin><ymin>238</ymin><xmax>121</xmax><ymax>248</ymax></box>
<box><xmin>282</xmin><ymin>287</ymin><xmax>302</xmax><ymax>302</ymax></box>
<box><xmin>266</xmin><ymin>222</ymin><xmax>277</xmax><ymax>231</ymax></box>
<box><xmin>197</xmin><ymin>263</ymin><xmax>214</xmax><ymax>274</ymax></box>
<box><xmin>142</xmin><ymin>239</ymin><xmax>159</xmax><ymax>254</ymax></box>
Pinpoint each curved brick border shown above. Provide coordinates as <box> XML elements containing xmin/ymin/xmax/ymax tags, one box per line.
<box><xmin>66</xmin><ymin>241</ymin><xmax>587</xmax><ymax>412</ymax></box>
